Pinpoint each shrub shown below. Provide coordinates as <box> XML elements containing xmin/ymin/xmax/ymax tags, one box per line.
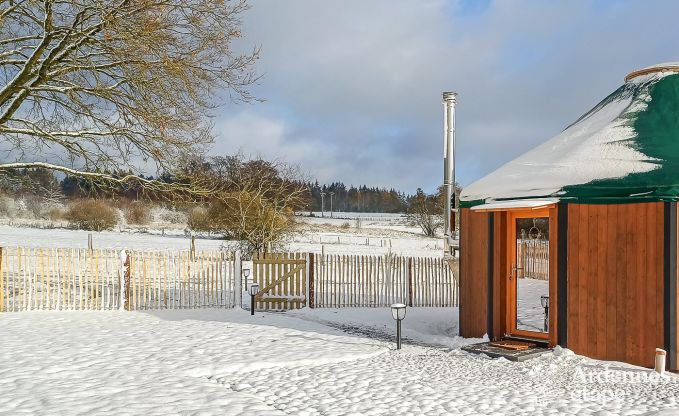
<box><xmin>159</xmin><ymin>208</ymin><xmax>186</xmax><ymax>225</ymax></box>
<box><xmin>124</xmin><ymin>201</ymin><xmax>151</xmax><ymax>225</ymax></box>
<box><xmin>47</xmin><ymin>207</ymin><xmax>64</xmax><ymax>221</ymax></box>
<box><xmin>64</xmin><ymin>199</ymin><xmax>118</xmax><ymax>231</ymax></box>
<box><xmin>0</xmin><ymin>196</ymin><xmax>15</xmax><ymax>219</ymax></box>
<box><xmin>187</xmin><ymin>207</ymin><xmax>212</xmax><ymax>232</ymax></box>
<box><xmin>23</xmin><ymin>195</ymin><xmax>44</xmax><ymax>218</ymax></box>
<box><xmin>341</xmin><ymin>221</ymin><xmax>351</xmax><ymax>229</ymax></box>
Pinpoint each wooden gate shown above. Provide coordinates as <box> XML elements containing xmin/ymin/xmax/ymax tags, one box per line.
<box><xmin>253</xmin><ymin>252</ymin><xmax>307</xmax><ymax>310</ymax></box>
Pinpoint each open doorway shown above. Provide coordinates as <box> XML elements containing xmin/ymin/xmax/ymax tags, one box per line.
<box><xmin>507</xmin><ymin>209</ymin><xmax>551</xmax><ymax>340</ymax></box>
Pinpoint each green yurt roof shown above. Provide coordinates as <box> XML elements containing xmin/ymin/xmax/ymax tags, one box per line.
<box><xmin>460</xmin><ymin>63</ymin><xmax>679</xmax><ymax>208</ymax></box>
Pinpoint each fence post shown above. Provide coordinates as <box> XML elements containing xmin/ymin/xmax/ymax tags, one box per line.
<box><xmin>119</xmin><ymin>250</ymin><xmax>131</xmax><ymax>311</ymax></box>
<box><xmin>0</xmin><ymin>247</ymin><xmax>4</xmax><ymax>313</ymax></box>
<box><xmin>407</xmin><ymin>257</ymin><xmax>413</xmax><ymax>307</ymax></box>
<box><xmin>308</xmin><ymin>253</ymin><xmax>315</xmax><ymax>309</ymax></box>
<box><xmin>234</xmin><ymin>250</ymin><xmax>242</xmax><ymax>308</ymax></box>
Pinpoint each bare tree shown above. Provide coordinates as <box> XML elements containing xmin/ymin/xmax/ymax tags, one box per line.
<box><xmin>407</xmin><ymin>188</ymin><xmax>443</xmax><ymax>237</ymax></box>
<box><xmin>0</xmin><ymin>0</ymin><xmax>258</xmax><ymax>194</ymax></box>
<box><xmin>186</xmin><ymin>155</ymin><xmax>309</xmax><ymax>256</ymax></box>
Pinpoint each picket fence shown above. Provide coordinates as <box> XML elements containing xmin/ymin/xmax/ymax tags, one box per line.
<box><xmin>0</xmin><ymin>247</ymin><xmax>236</xmax><ymax>312</ymax></box>
<box><xmin>127</xmin><ymin>250</ymin><xmax>235</xmax><ymax>310</ymax></box>
<box><xmin>517</xmin><ymin>239</ymin><xmax>549</xmax><ymax>280</ymax></box>
<box><xmin>0</xmin><ymin>246</ymin><xmax>459</xmax><ymax>312</ymax></box>
<box><xmin>311</xmin><ymin>254</ymin><xmax>458</xmax><ymax>308</ymax></box>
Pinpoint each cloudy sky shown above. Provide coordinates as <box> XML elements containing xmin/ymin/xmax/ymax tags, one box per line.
<box><xmin>212</xmin><ymin>0</ymin><xmax>679</xmax><ymax>193</ymax></box>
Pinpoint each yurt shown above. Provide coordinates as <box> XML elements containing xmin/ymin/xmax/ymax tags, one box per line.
<box><xmin>458</xmin><ymin>63</ymin><xmax>679</xmax><ymax>370</ymax></box>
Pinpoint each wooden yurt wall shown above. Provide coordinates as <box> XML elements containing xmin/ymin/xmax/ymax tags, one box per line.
<box><xmin>675</xmin><ymin>203</ymin><xmax>679</xmax><ymax>370</ymax></box>
<box><xmin>490</xmin><ymin>211</ymin><xmax>508</xmax><ymax>342</ymax></box>
<box><xmin>566</xmin><ymin>203</ymin><xmax>665</xmax><ymax>368</ymax></box>
<box><xmin>459</xmin><ymin>208</ymin><xmax>489</xmax><ymax>338</ymax></box>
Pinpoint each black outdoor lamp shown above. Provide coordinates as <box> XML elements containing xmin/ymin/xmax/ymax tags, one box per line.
<box><xmin>249</xmin><ymin>283</ymin><xmax>260</xmax><ymax>316</ymax></box>
<box><xmin>242</xmin><ymin>267</ymin><xmax>251</xmax><ymax>290</ymax></box>
<box><xmin>540</xmin><ymin>295</ymin><xmax>549</xmax><ymax>332</ymax></box>
<box><xmin>391</xmin><ymin>303</ymin><xmax>407</xmax><ymax>350</ymax></box>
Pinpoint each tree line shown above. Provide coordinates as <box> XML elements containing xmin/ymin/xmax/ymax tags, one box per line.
<box><xmin>1</xmin><ymin>168</ymin><xmax>437</xmax><ymax>215</ymax></box>
<box><xmin>306</xmin><ymin>182</ymin><xmax>408</xmax><ymax>213</ymax></box>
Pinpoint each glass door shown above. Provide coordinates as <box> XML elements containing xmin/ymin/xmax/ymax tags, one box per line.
<box><xmin>509</xmin><ymin>212</ymin><xmax>550</xmax><ymax>339</ymax></box>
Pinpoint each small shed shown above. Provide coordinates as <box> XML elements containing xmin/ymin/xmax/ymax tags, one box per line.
<box><xmin>458</xmin><ymin>63</ymin><xmax>679</xmax><ymax>370</ymax></box>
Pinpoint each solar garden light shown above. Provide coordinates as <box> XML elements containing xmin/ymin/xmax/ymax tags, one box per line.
<box><xmin>391</xmin><ymin>303</ymin><xmax>407</xmax><ymax>350</ymax></box>
<box><xmin>242</xmin><ymin>267</ymin><xmax>251</xmax><ymax>291</ymax></box>
<box><xmin>249</xmin><ymin>283</ymin><xmax>260</xmax><ymax>316</ymax></box>
<box><xmin>541</xmin><ymin>295</ymin><xmax>549</xmax><ymax>332</ymax></box>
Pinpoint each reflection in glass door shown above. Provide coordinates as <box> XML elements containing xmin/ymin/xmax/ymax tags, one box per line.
<box><xmin>514</xmin><ymin>217</ymin><xmax>549</xmax><ymax>334</ymax></box>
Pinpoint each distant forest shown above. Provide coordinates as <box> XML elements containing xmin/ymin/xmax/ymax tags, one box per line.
<box><xmin>306</xmin><ymin>182</ymin><xmax>410</xmax><ymax>213</ymax></box>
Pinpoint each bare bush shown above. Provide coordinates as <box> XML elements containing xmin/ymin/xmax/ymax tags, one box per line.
<box><xmin>0</xmin><ymin>196</ymin><xmax>15</xmax><ymax>219</ymax></box>
<box><xmin>64</xmin><ymin>200</ymin><xmax>118</xmax><ymax>231</ymax></box>
<box><xmin>22</xmin><ymin>195</ymin><xmax>44</xmax><ymax>219</ymax></box>
<box><xmin>407</xmin><ymin>188</ymin><xmax>443</xmax><ymax>237</ymax></box>
<box><xmin>124</xmin><ymin>202</ymin><xmax>151</xmax><ymax>225</ymax></box>
<box><xmin>159</xmin><ymin>209</ymin><xmax>187</xmax><ymax>225</ymax></box>
<box><xmin>183</xmin><ymin>155</ymin><xmax>308</xmax><ymax>256</ymax></box>
<box><xmin>47</xmin><ymin>207</ymin><xmax>64</xmax><ymax>222</ymax></box>
<box><xmin>187</xmin><ymin>207</ymin><xmax>212</xmax><ymax>233</ymax></box>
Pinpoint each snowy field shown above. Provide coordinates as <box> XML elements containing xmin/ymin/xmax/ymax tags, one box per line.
<box><xmin>0</xmin><ymin>211</ymin><xmax>446</xmax><ymax>257</ymax></box>
<box><xmin>293</xmin><ymin>212</ymin><xmax>446</xmax><ymax>256</ymax></box>
<box><xmin>2</xmin><ymin>308</ymin><xmax>679</xmax><ymax>415</ymax></box>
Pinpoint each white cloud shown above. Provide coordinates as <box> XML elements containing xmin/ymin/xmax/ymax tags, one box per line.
<box><xmin>214</xmin><ymin>0</ymin><xmax>679</xmax><ymax>193</ymax></box>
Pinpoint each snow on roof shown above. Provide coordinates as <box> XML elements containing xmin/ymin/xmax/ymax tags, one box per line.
<box><xmin>461</xmin><ymin>66</ymin><xmax>679</xmax><ymax>206</ymax></box>
<box><xmin>625</xmin><ymin>62</ymin><xmax>679</xmax><ymax>82</ymax></box>
<box><xmin>469</xmin><ymin>199</ymin><xmax>558</xmax><ymax>211</ymax></box>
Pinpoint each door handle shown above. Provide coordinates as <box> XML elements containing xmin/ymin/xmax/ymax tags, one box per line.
<box><xmin>510</xmin><ymin>265</ymin><xmax>523</xmax><ymax>280</ymax></box>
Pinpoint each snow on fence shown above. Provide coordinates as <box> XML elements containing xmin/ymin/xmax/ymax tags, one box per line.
<box><xmin>0</xmin><ymin>247</ymin><xmax>236</xmax><ymax>312</ymax></box>
<box><xmin>517</xmin><ymin>239</ymin><xmax>549</xmax><ymax>280</ymax></box>
<box><xmin>311</xmin><ymin>254</ymin><xmax>458</xmax><ymax>308</ymax></box>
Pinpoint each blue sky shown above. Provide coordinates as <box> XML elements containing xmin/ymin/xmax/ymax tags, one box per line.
<box><xmin>212</xmin><ymin>0</ymin><xmax>679</xmax><ymax>193</ymax></box>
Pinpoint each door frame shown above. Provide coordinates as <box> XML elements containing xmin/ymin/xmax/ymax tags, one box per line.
<box><xmin>505</xmin><ymin>208</ymin><xmax>554</xmax><ymax>341</ymax></box>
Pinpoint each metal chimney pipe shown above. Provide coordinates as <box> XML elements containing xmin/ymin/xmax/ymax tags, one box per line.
<box><xmin>443</xmin><ymin>92</ymin><xmax>457</xmax><ymax>254</ymax></box>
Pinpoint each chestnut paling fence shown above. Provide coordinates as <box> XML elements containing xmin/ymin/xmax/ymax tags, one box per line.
<box><xmin>516</xmin><ymin>239</ymin><xmax>549</xmax><ymax>280</ymax></box>
<box><xmin>0</xmin><ymin>247</ymin><xmax>236</xmax><ymax>312</ymax></box>
<box><xmin>310</xmin><ymin>254</ymin><xmax>459</xmax><ymax>308</ymax></box>
<box><xmin>0</xmin><ymin>247</ymin><xmax>459</xmax><ymax>312</ymax></box>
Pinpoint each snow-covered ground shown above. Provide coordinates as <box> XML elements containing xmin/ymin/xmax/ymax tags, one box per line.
<box><xmin>293</xmin><ymin>212</ymin><xmax>445</xmax><ymax>256</ymax></box>
<box><xmin>0</xmin><ymin>211</ymin><xmax>446</xmax><ymax>257</ymax></box>
<box><xmin>517</xmin><ymin>277</ymin><xmax>549</xmax><ymax>333</ymax></box>
<box><xmin>2</xmin><ymin>308</ymin><xmax>678</xmax><ymax>415</ymax></box>
<box><xmin>288</xmin><ymin>307</ymin><xmax>479</xmax><ymax>349</ymax></box>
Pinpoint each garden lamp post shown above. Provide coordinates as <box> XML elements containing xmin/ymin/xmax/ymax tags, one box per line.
<box><xmin>242</xmin><ymin>267</ymin><xmax>251</xmax><ymax>291</ymax></box>
<box><xmin>541</xmin><ymin>295</ymin><xmax>549</xmax><ymax>332</ymax></box>
<box><xmin>249</xmin><ymin>283</ymin><xmax>260</xmax><ymax>316</ymax></box>
<box><xmin>391</xmin><ymin>303</ymin><xmax>407</xmax><ymax>349</ymax></box>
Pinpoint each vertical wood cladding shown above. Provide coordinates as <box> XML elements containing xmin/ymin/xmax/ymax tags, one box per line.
<box><xmin>459</xmin><ymin>208</ymin><xmax>489</xmax><ymax>338</ymax></box>
<box><xmin>567</xmin><ymin>203</ymin><xmax>664</xmax><ymax>368</ymax></box>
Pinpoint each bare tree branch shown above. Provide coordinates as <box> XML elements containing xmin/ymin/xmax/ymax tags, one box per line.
<box><xmin>0</xmin><ymin>0</ymin><xmax>259</xmax><ymax>191</ymax></box>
